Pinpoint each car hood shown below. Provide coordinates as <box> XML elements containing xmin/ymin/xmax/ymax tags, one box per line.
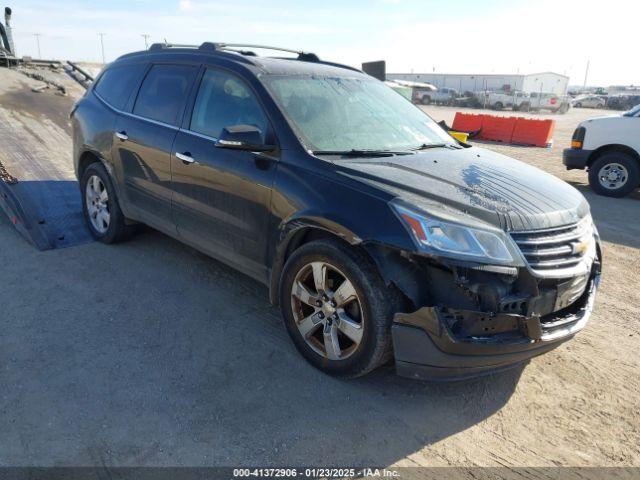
<box><xmin>336</xmin><ymin>146</ymin><xmax>590</xmax><ymax>232</ymax></box>
<box><xmin>581</xmin><ymin>114</ymin><xmax>621</xmax><ymax>124</ymax></box>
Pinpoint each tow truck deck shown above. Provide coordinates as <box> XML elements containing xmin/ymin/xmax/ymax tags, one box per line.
<box><xmin>0</xmin><ymin>66</ymin><xmax>93</xmax><ymax>250</ymax></box>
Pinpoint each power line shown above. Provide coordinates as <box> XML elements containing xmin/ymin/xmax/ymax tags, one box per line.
<box><xmin>97</xmin><ymin>32</ymin><xmax>106</xmax><ymax>64</ymax></box>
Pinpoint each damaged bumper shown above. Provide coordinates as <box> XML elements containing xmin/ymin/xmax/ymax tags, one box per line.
<box><xmin>391</xmin><ymin>264</ymin><xmax>601</xmax><ymax>381</ymax></box>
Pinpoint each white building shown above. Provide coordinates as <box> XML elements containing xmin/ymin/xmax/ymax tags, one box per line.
<box><xmin>608</xmin><ymin>85</ymin><xmax>640</xmax><ymax>95</ymax></box>
<box><xmin>386</xmin><ymin>72</ymin><xmax>569</xmax><ymax>96</ymax></box>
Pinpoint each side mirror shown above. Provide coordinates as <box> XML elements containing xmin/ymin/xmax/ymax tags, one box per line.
<box><xmin>215</xmin><ymin>124</ymin><xmax>274</xmax><ymax>152</ymax></box>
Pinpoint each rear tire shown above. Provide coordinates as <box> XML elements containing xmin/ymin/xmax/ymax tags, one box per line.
<box><xmin>493</xmin><ymin>101</ymin><xmax>504</xmax><ymax>110</ymax></box>
<box><xmin>279</xmin><ymin>239</ymin><xmax>399</xmax><ymax>378</ymax></box>
<box><xmin>588</xmin><ymin>153</ymin><xmax>639</xmax><ymax>198</ymax></box>
<box><xmin>421</xmin><ymin>95</ymin><xmax>431</xmax><ymax>105</ymax></box>
<box><xmin>80</xmin><ymin>162</ymin><xmax>132</xmax><ymax>243</ymax></box>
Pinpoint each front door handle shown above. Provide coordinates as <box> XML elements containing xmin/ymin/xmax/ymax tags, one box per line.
<box><xmin>176</xmin><ymin>152</ymin><xmax>195</xmax><ymax>164</ymax></box>
<box><xmin>115</xmin><ymin>131</ymin><xmax>128</xmax><ymax>141</ymax></box>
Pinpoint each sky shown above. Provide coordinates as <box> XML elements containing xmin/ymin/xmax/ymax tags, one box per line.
<box><xmin>5</xmin><ymin>0</ymin><xmax>639</xmax><ymax>86</ymax></box>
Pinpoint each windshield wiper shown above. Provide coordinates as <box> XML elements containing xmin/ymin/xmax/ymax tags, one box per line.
<box><xmin>312</xmin><ymin>149</ymin><xmax>414</xmax><ymax>157</ymax></box>
<box><xmin>410</xmin><ymin>143</ymin><xmax>460</xmax><ymax>151</ymax></box>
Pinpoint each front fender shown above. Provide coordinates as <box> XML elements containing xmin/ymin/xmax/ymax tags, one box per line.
<box><xmin>267</xmin><ymin>210</ymin><xmax>420</xmax><ymax>306</ymax></box>
<box><xmin>266</xmin><ymin>158</ymin><xmax>415</xmax><ymax>304</ymax></box>
<box><xmin>268</xmin><ymin>214</ymin><xmax>364</xmax><ymax>305</ymax></box>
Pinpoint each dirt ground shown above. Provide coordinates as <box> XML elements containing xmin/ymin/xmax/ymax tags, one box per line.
<box><xmin>0</xmin><ymin>68</ymin><xmax>638</xmax><ymax>471</ymax></box>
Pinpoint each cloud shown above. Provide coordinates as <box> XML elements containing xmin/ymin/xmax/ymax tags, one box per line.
<box><xmin>322</xmin><ymin>0</ymin><xmax>639</xmax><ymax>86</ymax></box>
<box><xmin>7</xmin><ymin>0</ymin><xmax>639</xmax><ymax>85</ymax></box>
<box><xmin>178</xmin><ymin>0</ymin><xmax>194</xmax><ymax>11</ymax></box>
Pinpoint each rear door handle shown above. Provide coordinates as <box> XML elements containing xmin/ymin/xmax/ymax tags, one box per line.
<box><xmin>115</xmin><ymin>131</ymin><xmax>128</xmax><ymax>141</ymax></box>
<box><xmin>176</xmin><ymin>152</ymin><xmax>195</xmax><ymax>164</ymax></box>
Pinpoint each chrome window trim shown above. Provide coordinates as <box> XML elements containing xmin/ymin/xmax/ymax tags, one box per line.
<box><xmin>94</xmin><ymin>90</ymin><xmax>180</xmax><ymax>131</ymax></box>
<box><xmin>180</xmin><ymin>128</ymin><xmax>219</xmax><ymax>142</ymax></box>
<box><xmin>96</xmin><ymin>90</ymin><xmax>278</xmax><ymax>155</ymax></box>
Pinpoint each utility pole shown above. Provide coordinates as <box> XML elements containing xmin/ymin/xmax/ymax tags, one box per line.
<box><xmin>583</xmin><ymin>59</ymin><xmax>590</xmax><ymax>90</ymax></box>
<box><xmin>33</xmin><ymin>33</ymin><xmax>42</xmax><ymax>59</ymax></box>
<box><xmin>141</xmin><ymin>34</ymin><xmax>150</xmax><ymax>50</ymax></box>
<box><xmin>98</xmin><ymin>32</ymin><xmax>106</xmax><ymax>64</ymax></box>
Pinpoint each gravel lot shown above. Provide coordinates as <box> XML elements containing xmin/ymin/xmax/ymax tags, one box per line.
<box><xmin>0</xmin><ymin>69</ymin><xmax>638</xmax><ymax>471</ymax></box>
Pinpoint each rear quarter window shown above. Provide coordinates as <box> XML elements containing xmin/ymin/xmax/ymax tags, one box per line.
<box><xmin>94</xmin><ymin>63</ymin><xmax>146</xmax><ymax>110</ymax></box>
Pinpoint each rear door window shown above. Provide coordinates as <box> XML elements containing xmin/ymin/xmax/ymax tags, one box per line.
<box><xmin>190</xmin><ymin>69</ymin><xmax>268</xmax><ymax>140</ymax></box>
<box><xmin>133</xmin><ymin>64</ymin><xmax>198</xmax><ymax>126</ymax></box>
<box><xmin>94</xmin><ymin>64</ymin><xmax>146</xmax><ymax>110</ymax></box>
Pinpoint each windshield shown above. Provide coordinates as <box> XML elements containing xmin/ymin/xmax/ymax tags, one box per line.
<box><xmin>623</xmin><ymin>104</ymin><xmax>640</xmax><ymax>117</ymax></box>
<box><xmin>263</xmin><ymin>75</ymin><xmax>453</xmax><ymax>152</ymax></box>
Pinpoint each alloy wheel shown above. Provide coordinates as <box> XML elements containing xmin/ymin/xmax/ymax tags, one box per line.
<box><xmin>85</xmin><ymin>174</ymin><xmax>111</xmax><ymax>233</ymax></box>
<box><xmin>290</xmin><ymin>261</ymin><xmax>364</xmax><ymax>360</ymax></box>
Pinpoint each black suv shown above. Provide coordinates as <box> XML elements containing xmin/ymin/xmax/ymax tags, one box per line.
<box><xmin>72</xmin><ymin>43</ymin><xmax>601</xmax><ymax>380</ymax></box>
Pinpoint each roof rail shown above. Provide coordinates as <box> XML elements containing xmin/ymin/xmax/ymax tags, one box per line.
<box><xmin>148</xmin><ymin>42</ymin><xmax>316</xmax><ymax>58</ymax></box>
<box><xmin>215</xmin><ymin>43</ymin><xmax>320</xmax><ymax>62</ymax></box>
<box><xmin>148</xmin><ymin>42</ymin><xmax>200</xmax><ymax>51</ymax></box>
<box><xmin>145</xmin><ymin>41</ymin><xmax>358</xmax><ymax>72</ymax></box>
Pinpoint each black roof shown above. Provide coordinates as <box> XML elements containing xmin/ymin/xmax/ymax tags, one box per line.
<box><xmin>116</xmin><ymin>42</ymin><xmax>364</xmax><ymax>77</ymax></box>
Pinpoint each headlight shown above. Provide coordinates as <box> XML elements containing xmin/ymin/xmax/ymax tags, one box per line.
<box><xmin>392</xmin><ymin>203</ymin><xmax>514</xmax><ymax>263</ymax></box>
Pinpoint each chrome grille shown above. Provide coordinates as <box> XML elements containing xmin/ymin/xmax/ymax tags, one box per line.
<box><xmin>511</xmin><ymin>217</ymin><xmax>594</xmax><ymax>273</ymax></box>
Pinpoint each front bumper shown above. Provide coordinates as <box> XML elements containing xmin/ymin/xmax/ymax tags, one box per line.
<box><xmin>563</xmin><ymin>148</ymin><xmax>592</xmax><ymax>170</ymax></box>
<box><xmin>391</xmin><ymin>270</ymin><xmax>600</xmax><ymax>381</ymax></box>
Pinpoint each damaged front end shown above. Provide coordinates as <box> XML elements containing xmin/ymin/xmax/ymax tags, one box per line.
<box><xmin>369</xmin><ymin>214</ymin><xmax>602</xmax><ymax>381</ymax></box>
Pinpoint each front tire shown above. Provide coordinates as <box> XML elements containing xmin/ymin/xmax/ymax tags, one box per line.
<box><xmin>81</xmin><ymin>162</ymin><xmax>132</xmax><ymax>243</ymax></box>
<box><xmin>588</xmin><ymin>153</ymin><xmax>639</xmax><ymax>198</ymax></box>
<box><xmin>279</xmin><ymin>239</ymin><xmax>398</xmax><ymax>378</ymax></box>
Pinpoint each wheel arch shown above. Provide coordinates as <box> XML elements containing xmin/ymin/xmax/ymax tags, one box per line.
<box><xmin>586</xmin><ymin>144</ymin><xmax>640</xmax><ymax>169</ymax></box>
<box><xmin>76</xmin><ymin>149</ymin><xmax>131</xmax><ymax>221</ymax></box>
<box><xmin>77</xmin><ymin>149</ymin><xmax>107</xmax><ymax>180</ymax></box>
<box><xmin>268</xmin><ymin>220</ymin><xmax>418</xmax><ymax>310</ymax></box>
<box><xmin>269</xmin><ymin>222</ymin><xmax>363</xmax><ymax>305</ymax></box>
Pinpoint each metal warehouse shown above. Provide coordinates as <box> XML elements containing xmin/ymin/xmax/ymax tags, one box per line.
<box><xmin>386</xmin><ymin>72</ymin><xmax>569</xmax><ymax>96</ymax></box>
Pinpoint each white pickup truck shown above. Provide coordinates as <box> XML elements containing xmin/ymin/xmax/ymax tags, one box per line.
<box><xmin>531</xmin><ymin>92</ymin><xmax>571</xmax><ymax>113</ymax></box>
<box><xmin>475</xmin><ymin>91</ymin><xmax>531</xmax><ymax>111</ymax></box>
<box><xmin>563</xmin><ymin>104</ymin><xmax>640</xmax><ymax>197</ymax></box>
<box><xmin>414</xmin><ymin>87</ymin><xmax>458</xmax><ymax>105</ymax></box>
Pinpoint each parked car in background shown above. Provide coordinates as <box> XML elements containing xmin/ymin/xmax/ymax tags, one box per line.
<box><xmin>563</xmin><ymin>104</ymin><xmax>640</xmax><ymax>197</ymax></box>
<box><xmin>572</xmin><ymin>95</ymin><xmax>606</xmax><ymax>109</ymax></box>
<box><xmin>607</xmin><ymin>94</ymin><xmax>640</xmax><ymax>111</ymax></box>
<box><xmin>476</xmin><ymin>90</ymin><xmax>531</xmax><ymax>111</ymax></box>
<box><xmin>530</xmin><ymin>92</ymin><xmax>571</xmax><ymax>113</ymax></box>
<box><xmin>414</xmin><ymin>86</ymin><xmax>458</xmax><ymax>105</ymax></box>
<box><xmin>72</xmin><ymin>42</ymin><xmax>602</xmax><ymax>380</ymax></box>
